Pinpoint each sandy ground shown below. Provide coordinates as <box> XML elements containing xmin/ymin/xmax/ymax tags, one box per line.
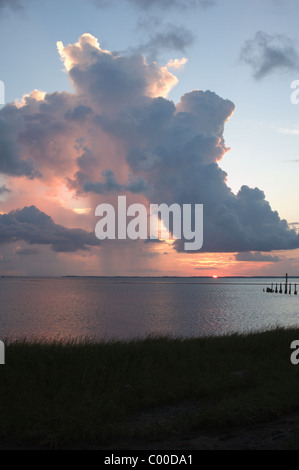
<box><xmin>0</xmin><ymin>411</ymin><xmax>298</xmax><ymax>450</ymax></box>
<box><xmin>99</xmin><ymin>411</ymin><xmax>299</xmax><ymax>450</ymax></box>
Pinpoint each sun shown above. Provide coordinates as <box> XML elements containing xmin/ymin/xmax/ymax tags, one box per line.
<box><xmin>212</xmin><ymin>275</ymin><xmax>218</xmax><ymax>279</ymax></box>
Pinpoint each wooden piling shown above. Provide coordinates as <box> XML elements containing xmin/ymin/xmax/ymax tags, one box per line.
<box><xmin>264</xmin><ymin>274</ymin><xmax>298</xmax><ymax>295</ymax></box>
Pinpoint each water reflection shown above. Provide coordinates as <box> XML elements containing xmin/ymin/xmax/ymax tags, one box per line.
<box><xmin>0</xmin><ymin>277</ymin><xmax>298</xmax><ymax>341</ymax></box>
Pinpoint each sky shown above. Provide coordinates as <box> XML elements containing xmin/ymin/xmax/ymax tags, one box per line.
<box><xmin>0</xmin><ymin>0</ymin><xmax>299</xmax><ymax>277</ymax></box>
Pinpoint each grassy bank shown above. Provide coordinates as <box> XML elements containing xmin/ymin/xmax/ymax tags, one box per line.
<box><xmin>0</xmin><ymin>326</ymin><xmax>299</xmax><ymax>448</ymax></box>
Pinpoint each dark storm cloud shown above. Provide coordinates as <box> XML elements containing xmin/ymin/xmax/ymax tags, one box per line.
<box><xmin>0</xmin><ymin>113</ymin><xmax>39</xmax><ymax>178</ymax></box>
<box><xmin>173</xmin><ymin>184</ymin><xmax>299</xmax><ymax>253</ymax></box>
<box><xmin>240</xmin><ymin>31</ymin><xmax>299</xmax><ymax>79</ymax></box>
<box><xmin>100</xmin><ymin>87</ymin><xmax>299</xmax><ymax>252</ymax></box>
<box><xmin>134</xmin><ymin>26</ymin><xmax>195</xmax><ymax>60</ymax></box>
<box><xmin>64</xmin><ymin>105</ymin><xmax>93</xmax><ymax>122</ymax></box>
<box><xmin>0</xmin><ymin>206</ymin><xmax>99</xmax><ymax>252</ymax></box>
<box><xmin>82</xmin><ymin>169</ymin><xmax>148</xmax><ymax>194</ymax></box>
<box><xmin>83</xmin><ymin>169</ymin><xmax>121</xmax><ymax>194</ymax></box>
<box><xmin>0</xmin><ymin>91</ymin><xmax>90</xmax><ymax>180</ymax></box>
<box><xmin>235</xmin><ymin>252</ymin><xmax>281</xmax><ymax>262</ymax></box>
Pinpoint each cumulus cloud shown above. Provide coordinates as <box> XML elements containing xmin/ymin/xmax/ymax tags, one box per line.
<box><xmin>235</xmin><ymin>252</ymin><xmax>281</xmax><ymax>262</ymax></box>
<box><xmin>0</xmin><ymin>206</ymin><xmax>99</xmax><ymax>252</ymax></box>
<box><xmin>240</xmin><ymin>31</ymin><xmax>299</xmax><ymax>79</ymax></box>
<box><xmin>57</xmin><ymin>33</ymin><xmax>178</xmax><ymax>106</ymax></box>
<box><xmin>1</xmin><ymin>33</ymin><xmax>298</xmax><ymax>259</ymax></box>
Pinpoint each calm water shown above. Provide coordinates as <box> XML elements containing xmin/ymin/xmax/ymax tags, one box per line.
<box><xmin>0</xmin><ymin>276</ymin><xmax>298</xmax><ymax>341</ymax></box>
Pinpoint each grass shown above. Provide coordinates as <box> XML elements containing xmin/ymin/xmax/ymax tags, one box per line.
<box><xmin>1</xmin><ymin>326</ymin><xmax>299</xmax><ymax>448</ymax></box>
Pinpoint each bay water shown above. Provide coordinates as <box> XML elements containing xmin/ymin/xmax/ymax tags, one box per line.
<box><xmin>0</xmin><ymin>276</ymin><xmax>298</xmax><ymax>341</ymax></box>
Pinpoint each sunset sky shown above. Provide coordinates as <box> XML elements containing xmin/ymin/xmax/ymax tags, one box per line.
<box><xmin>1</xmin><ymin>0</ymin><xmax>299</xmax><ymax>277</ymax></box>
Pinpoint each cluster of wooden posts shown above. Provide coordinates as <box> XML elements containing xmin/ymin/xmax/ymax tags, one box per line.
<box><xmin>264</xmin><ymin>273</ymin><xmax>298</xmax><ymax>295</ymax></box>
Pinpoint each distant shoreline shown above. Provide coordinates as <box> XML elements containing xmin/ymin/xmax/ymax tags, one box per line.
<box><xmin>1</xmin><ymin>275</ymin><xmax>299</xmax><ymax>279</ymax></box>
